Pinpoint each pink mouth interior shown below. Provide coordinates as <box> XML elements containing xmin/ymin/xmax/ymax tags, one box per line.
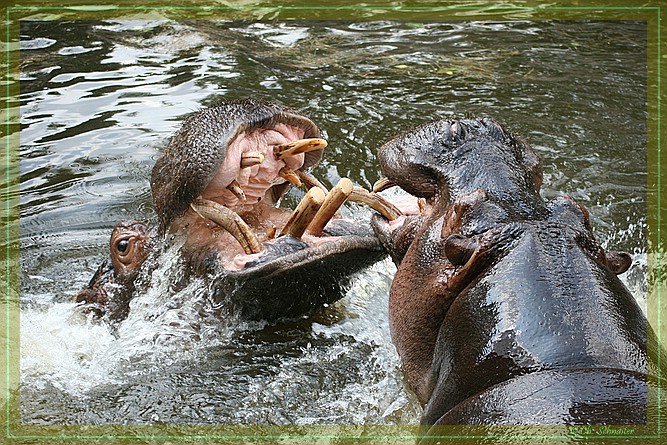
<box><xmin>176</xmin><ymin>124</ymin><xmax>322</xmax><ymax>271</ymax></box>
<box><xmin>200</xmin><ymin>124</ymin><xmax>307</xmax><ymax>211</ymax></box>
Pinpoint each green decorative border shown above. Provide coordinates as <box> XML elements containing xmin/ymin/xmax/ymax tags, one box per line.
<box><xmin>2</xmin><ymin>1</ymin><xmax>664</xmax><ymax>444</ymax></box>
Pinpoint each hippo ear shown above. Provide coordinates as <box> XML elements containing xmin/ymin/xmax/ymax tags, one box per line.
<box><xmin>521</xmin><ymin>144</ymin><xmax>543</xmax><ymax>191</ymax></box>
<box><xmin>605</xmin><ymin>251</ymin><xmax>632</xmax><ymax>275</ymax></box>
<box><xmin>444</xmin><ymin>234</ymin><xmax>478</xmax><ymax>266</ymax></box>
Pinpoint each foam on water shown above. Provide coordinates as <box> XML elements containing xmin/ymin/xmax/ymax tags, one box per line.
<box><xmin>20</xmin><ymin>302</ymin><xmax>119</xmax><ymax>394</ymax></box>
<box><xmin>19</xmin><ymin>225</ymin><xmax>417</xmax><ymax>422</ymax></box>
<box><xmin>20</xmin><ymin>241</ymin><xmax>233</xmax><ymax>396</ymax></box>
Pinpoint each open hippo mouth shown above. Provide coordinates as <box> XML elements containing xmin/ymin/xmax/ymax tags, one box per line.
<box><xmin>143</xmin><ymin>99</ymin><xmax>401</xmax><ymax>320</ymax></box>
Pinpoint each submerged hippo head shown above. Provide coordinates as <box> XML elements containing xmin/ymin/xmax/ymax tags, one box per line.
<box><xmin>75</xmin><ymin>221</ymin><xmax>150</xmax><ymax>320</ymax></box>
<box><xmin>372</xmin><ymin>118</ymin><xmax>652</xmax><ymax>428</ymax></box>
<box><xmin>76</xmin><ymin>99</ymin><xmax>396</xmax><ymax>321</ymax></box>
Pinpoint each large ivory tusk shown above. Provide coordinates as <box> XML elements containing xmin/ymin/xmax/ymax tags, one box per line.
<box><xmin>241</xmin><ymin>151</ymin><xmax>265</xmax><ymax>168</ymax></box>
<box><xmin>279</xmin><ymin>187</ymin><xmax>326</xmax><ymax>239</ymax></box>
<box><xmin>308</xmin><ymin>178</ymin><xmax>354</xmax><ymax>234</ymax></box>
<box><xmin>191</xmin><ymin>198</ymin><xmax>263</xmax><ymax>254</ymax></box>
<box><xmin>226</xmin><ymin>179</ymin><xmax>247</xmax><ymax>203</ymax></box>
<box><xmin>274</xmin><ymin>138</ymin><xmax>327</xmax><ymax>160</ymax></box>
<box><xmin>349</xmin><ymin>186</ymin><xmax>403</xmax><ymax>221</ymax></box>
<box><xmin>296</xmin><ymin>170</ymin><xmax>329</xmax><ymax>193</ymax></box>
<box><xmin>372</xmin><ymin>177</ymin><xmax>397</xmax><ymax>193</ymax></box>
<box><xmin>279</xmin><ymin>167</ymin><xmax>303</xmax><ymax>187</ymax></box>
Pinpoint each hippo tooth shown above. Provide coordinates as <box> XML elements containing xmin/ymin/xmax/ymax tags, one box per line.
<box><xmin>240</xmin><ymin>151</ymin><xmax>265</xmax><ymax>168</ymax></box>
<box><xmin>273</xmin><ymin>138</ymin><xmax>328</xmax><ymax>160</ymax></box>
<box><xmin>418</xmin><ymin>198</ymin><xmax>428</xmax><ymax>213</ymax></box>
<box><xmin>308</xmin><ymin>178</ymin><xmax>354</xmax><ymax>235</ymax></box>
<box><xmin>348</xmin><ymin>186</ymin><xmax>403</xmax><ymax>221</ymax></box>
<box><xmin>372</xmin><ymin>177</ymin><xmax>397</xmax><ymax>193</ymax></box>
<box><xmin>278</xmin><ymin>167</ymin><xmax>303</xmax><ymax>187</ymax></box>
<box><xmin>279</xmin><ymin>187</ymin><xmax>326</xmax><ymax>239</ymax></box>
<box><xmin>190</xmin><ymin>198</ymin><xmax>263</xmax><ymax>254</ymax></box>
<box><xmin>296</xmin><ymin>170</ymin><xmax>330</xmax><ymax>193</ymax></box>
<box><xmin>226</xmin><ymin>179</ymin><xmax>247</xmax><ymax>203</ymax></box>
<box><xmin>265</xmin><ymin>225</ymin><xmax>277</xmax><ymax>240</ymax></box>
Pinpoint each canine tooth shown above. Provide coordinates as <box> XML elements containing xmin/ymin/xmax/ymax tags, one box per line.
<box><xmin>226</xmin><ymin>180</ymin><xmax>247</xmax><ymax>202</ymax></box>
<box><xmin>280</xmin><ymin>187</ymin><xmax>326</xmax><ymax>239</ymax></box>
<box><xmin>349</xmin><ymin>186</ymin><xmax>402</xmax><ymax>221</ymax></box>
<box><xmin>190</xmin><ymin>198</ymin><xmax>263</xmax><ymax>254</ymax></box>
<box><xmin>279</xmin><ymin>167</ymin><xmax>303</xmax><ymax>187</ymax></box>
<box><xmin>418</xmin><ymin>198</ymin><xmax>427</xmax><ymax>213</ymax></box>
<box><xmin>240</xmin><ymin>151</ymin><xmax>265</xmax><ymax>168</ymax></box>
<box><xmin>274</xmin><ymin>138</ymin><xmax>327</xmax><ymax>160</ymax></box>
<box><xmin>296</xmin><ymin>171</ymin><xmax>329</xmax><ymax>193</ymax></box>
<box><xmin>308</xmin><ymin>178</ymin><xmax>354</xmax><ymax>234</ymax></box>
<box><xmin>372</xmin><ymin>177</ymin><xmax>397</xmax><ymax>193</ymax></box>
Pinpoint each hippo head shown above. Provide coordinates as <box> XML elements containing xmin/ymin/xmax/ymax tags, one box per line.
<box><xmin>373</xmin><ymin>118</ymin><xmax>631</xmax><ymax>270</ymax></box>
<box><xmin>75</xmin><ymin>221</ymin><xmax>150</xmax><ymax>320</ymax></box>
<box><xmin>76</xmin><ymin>99</ymin><xmax>395</xmax><ymax>322</ymax></box>
<box><xmin>371</xmin><ymin>118</ymin><xmax>634</xmax><ymax>406</ymax></box>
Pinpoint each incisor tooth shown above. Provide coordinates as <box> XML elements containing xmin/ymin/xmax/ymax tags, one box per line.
<box><xmin>279</xmin><ymin>167</ymin><xmax>303</xmax><ymax>187</ymax></box>
<box><xmin>308</xmin><ymin>178</ymin><xmax>354</xmax><ymax>234</ymax></box>
<box><xmin>190</xmin><ymin>198</ymin><xmax>263</xmax><ymax>254</ymax></box>
<box><xmin>274</xmin><ymin>138</ymin><xmax>327</xmax><ymax>160</ymax></box>
<box><xmin>418</xmin><ymin>198</ymin><xmax>427</xmax><ymax>213</ymax></box>
<box><xmin>296</xmin><ymin>170</ymin><xmax>329</xmax><ymax>193</ymax></box>
<box><xmin>226</xmin><ymin>179</ymin><xmax>247</xmax><ymax>203</ymax></box>
<box><xmin>280</xmin><ymin>187</ymin><xmax>326</xmax><ymax>239</ymax></box>
<box><xmin>348</xmin><ymin>186</ymin><xmax>402</xmax><ymax>221</ymax></box>
<box><xmin>240</xmin><ymin>151</ymin><xmax>265</xmax><ymax>168</ymax></box>
<box><xmin>372</xmin><ymin>177</ymin><xmax>397</xmax><ymax>193</ymax></box>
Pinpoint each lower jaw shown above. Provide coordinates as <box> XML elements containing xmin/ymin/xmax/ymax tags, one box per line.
<box><xmin>170</xmin><ymin>204</ymin><xmax>379</xmax><ymax>273</ymax></box>
<box><xmin>165</xmin><ymin>209</ymin><xmax>385</xmax><ymax>322</ymax></box>
<box><xmin>208</xmin><ymin>231</ymin><xmax>386</xmax><ymax>321</ymax></box>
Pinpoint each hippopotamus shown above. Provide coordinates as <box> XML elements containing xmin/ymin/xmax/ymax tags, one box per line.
<box><xmin>76</xmin><ymin>99</ymin><xmax>400</xmax><ymax>322</ymax></box>
<box><xmin>75</xmin><ymin>221</ymin><xmax>150</xmax><ymax>320</ymax></box>
<box><xmin>371</xmin><ymin>118</ymin><xmax>662</xmax><ymax>436</ymax></box>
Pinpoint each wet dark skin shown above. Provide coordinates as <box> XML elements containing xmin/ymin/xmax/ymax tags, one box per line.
<box><xmin>372</xmin><ymin>118</ymin><xmax>662</xmax><ymax>435</ymax></box>
<box><xmin>75</xmin><ymin>100</ymin><xmax>386</xmax><ymax>322</ymax></box>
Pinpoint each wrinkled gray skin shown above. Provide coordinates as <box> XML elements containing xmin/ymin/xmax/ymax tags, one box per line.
<box><xmin>372</xmin><ymin>118</ymin><xmax>663</xmax><ymax>439</ymax></box>
<box><xmin>76</xmin><ymin>99</ymin><xmax>385</xmax><ymax>322</ymax></box>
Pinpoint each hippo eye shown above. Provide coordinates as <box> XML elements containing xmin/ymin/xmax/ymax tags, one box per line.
<box><xmin>116</xmin><ymin>239</ymin><xmax>129</xmax><ymax>253</ymax></box>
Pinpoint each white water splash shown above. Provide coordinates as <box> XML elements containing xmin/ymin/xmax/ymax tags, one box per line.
<box><xmin>20</xmin><ymin>242</ymin><xmax>235</xmax><ymax>395</ymax></box>
<box><xmin>20</xmin><ymin>303</ymin><xmax>119</xmax><ymax>394</ymax></box>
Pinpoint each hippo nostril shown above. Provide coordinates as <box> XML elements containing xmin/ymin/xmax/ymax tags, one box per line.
<box><xmin>444</xmin><ymin>234</ymin><xmax>477</xmax><ymax>266</ymax></box>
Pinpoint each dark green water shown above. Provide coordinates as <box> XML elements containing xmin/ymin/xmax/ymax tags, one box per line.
<box><xmin>18</xmin><ymin>20</ymin><xmax>646</xmax><ymax>427</ymax></box>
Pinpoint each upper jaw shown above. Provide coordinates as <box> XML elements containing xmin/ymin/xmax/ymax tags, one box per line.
<box><xmin>150</xmin><ymin>99</ymin><xmax>326</xmax><ymax>234</ymax></box>
<box><xmin>152</xmin><ymin>101</ymin><xmax>403</xmax><ymax>273</ymax></box>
